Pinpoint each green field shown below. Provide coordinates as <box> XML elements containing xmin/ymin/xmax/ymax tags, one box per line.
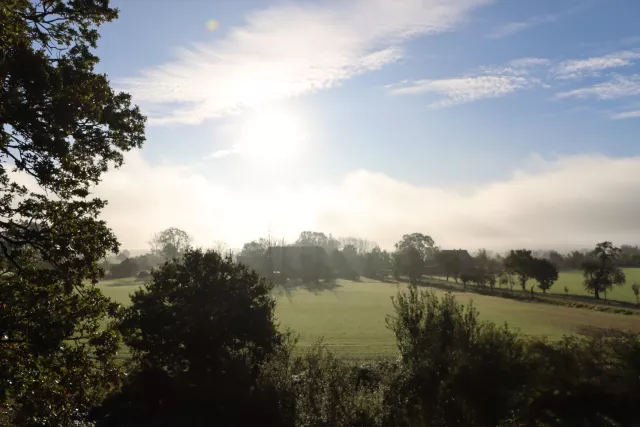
<box><xmin>98</xmin><ymin>275</ymin><xmax>640</xmax><ymax>360</ymax></box>
<box><xmin>542</xmin><ymin>268</ymin><xmax>640</xmax><ymax>303</ymax></box>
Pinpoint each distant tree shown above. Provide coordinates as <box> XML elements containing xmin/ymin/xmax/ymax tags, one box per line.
<box><xmin>363</xmin><ymin>246</ymin><xmax>392</xmax><ymax>280</ymax></box>
<box><xmin>395</xmin><ymin>233</ymin><xmax>437</xmax><ymax>263</ymax></box>
<box><xmin>110</xmin><ymin>257</ymin><xmax>141</xmax><ymax>279</ymax></box>
<box><xmin>339</xmin><ymin>236</ymin><xmax>374</xmax><ymax>254</ymax></box>
<box><xmin>504</xmin><ymin>249</ymin><xmax>535</xmax><ymax>291</ymax></box>
<box><xmin>531</xmin><ymin>258</ymin><xmax>559</xmax><ymax>294</ymax></box>
<box><xmin>632</xmin><ymin>283</ymin><xmax>640</xmax><ymax>306</ymax></box>
<box><xmin>100</xmin><ymin>249</ymin><xmax>283</xmax><ymax>425</ymax></box>
<box><xmin>581</xmin><ymin>241</ymin><xmax>626</xmax><ymax>300</ymax></box>
<box><xmin>0</xmin><ymin>1</ymin><xmax>145</xmax><ymax>424</ymax></box>
<box><xmin>564</xmin><ymin>286</ymin><xmax>569</xmax><ymax>297</ymax></box>
<box><xmin>547</xmin><ymin>250</ymin><xmax>565</xmax><ymax>269</ymax></box>
<box><xmin>295</xmin><ymin>231</ymin><xmax>329</xmax><ymax>248</ymax></box>
<box><xmin>149</xmin><ymin>227</ymin><xmax>191</xmax><ymax>260</ymax></box>
<box><xmin>436</xmin><ymin>250</ymin><xmax>462</xmax><ymax>282</ymax></box>
<box><xmin>240</xmin><ymin>238</ymin><xmax>271</xmax><ymax>258</ymax></box>
<box><xmin>211</xmin><ymin>240</ymin><xmax>230</xmax><ymax>256</ymax></box>
<box><xmin>459</xmin><ymin>272</ymin><xmax>472</xmax><ymax>290</ymax></box>
<box><xmin>566</xmin><ymin>250</ymin><xmax>587</xmax><ymax>269</ymax></box>
<box><xmin>116</xmin><ymin>249</ymin><xmax>131</xmax><ymax>261</ymax></box>
<box><xmin>329</xmin><ymin>248</ymin><xmax>358</xmax><ymax>280</ymax></box>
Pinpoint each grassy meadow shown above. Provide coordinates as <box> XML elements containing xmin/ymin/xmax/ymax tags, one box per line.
<box><xmin>542</xmin><ymin>268</ymin><xmax>640</xmax><ymax>303</ymax></box>
<box><xmin>98</xmin><ymin>272</ymin><xmax>640</xmax><ymax>360</ymax></box>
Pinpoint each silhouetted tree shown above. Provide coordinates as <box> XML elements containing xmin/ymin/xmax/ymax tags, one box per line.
<box><xmin>0</xmin><ymin>1</ymin><xmax>145</xmax><ymax>424</ymax></box>
<box><xmin>98</xmin><ymin>249</ymin><xmax>283</xmax><ymax>426</ymax></box>
<box><xmin>531</xmin><ymin>258</ymin><xmax>559</xmax><ymax>293</ymax></box>
<box><xmin>363</xmin><ymin>246</ymin><xmax>391</xmax><ymax>280</ymax></box>
<box><xmin>504</xmin><ymin>249</ymin><xmax>535</xmax><ymax>291</ymax></box>
<box><xmin>149</xmin><ymin>227</ymin><xmax>191</xmax><ymax>260</ymax></box>
<box><xmin>581</xmin><ymin>242</ymin><xmax>625</xmax><ymax>300</ymax></box>
<box><xmin>116</xmin><ymin>249</ymin><xmax>131</xmax><ymax>261</ymax></box>
<box><xmin>547</xmin><ymin>250</ymin><xmax>565</xmax><ymax>269</ymax></box>
<box><xmin>632</xmin><ymin>283</ymin><xmax>640</xmax><ymax>306</ymax></box>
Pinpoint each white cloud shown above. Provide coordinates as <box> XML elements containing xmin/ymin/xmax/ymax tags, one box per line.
<box><xmin>387</xmin><ymin>57</ymin><xmax>547</xmax><ymax>106</ymax></box>
<box><xmin>388</xmin><ymin>75</ymin><xmax>532</xmax><ymax>106</ymax></box>
<box><xmin>68</xmin><ymin>151</ymin><xmax>640</xmax><ymax>253</ymax></box>
<box><xmin>554</xmin><ymin>50</ymin><xmax>640</xmax><ymax>79</ymax></box>
<box><xmin>507</xmin><ymin>57</ymin><xmax>550</xmax><ymax>69</ymax></box>
<box><xmin>120</xmin><ymin>0</ymin><xmax>492</xmax><ymax>125</ymax></box>
<box><xmin>611</xmin><ymin>110</ymin><xmax>640</xmax><ymax>119</ymax></box>
<box><xmin>487</xmin><ymin>13</ymin><xmax>559</xmax><ymax>39</ymax></box>
<box><xmin>556</xmin><ymin>74</ymin><xmax>640</xmax><ymax>99</ymax></box>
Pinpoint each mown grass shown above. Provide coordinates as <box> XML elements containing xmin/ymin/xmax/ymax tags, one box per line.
<box><xmin>98</xmin><ymin>275</ymin><xmax>640</xmax><ymax>360</ymax></box>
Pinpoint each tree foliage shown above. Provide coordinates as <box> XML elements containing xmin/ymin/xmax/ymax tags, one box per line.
<box><xmin>581</xmin><ymin>241</ymin><xmax>626</xmax><ymax>300</ymax></box>
<box><xmin>0</xmin><ymin>0</ymin><xmax>145</xmax><ymax>424</ymax></box>
<box><xmin>530</xmin><ymin>258</ymin><xmax>559</xmax><ymax>293</ymax></box>
<box><xmin>504</xmin><ymin>249</ymin><xmax>534</xmax><ymax>291</ymax></box>
<box><xmin>97</xmin><ymin>248</ymin><xmax>283</xmax><ymax>426</ymax></box>
<box><xmin>149</xmin><ymin>227</ymin><xmax>191</xmax><ymax>260</ymax></box>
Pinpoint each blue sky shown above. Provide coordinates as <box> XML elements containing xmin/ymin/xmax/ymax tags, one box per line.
<box><xmin>90</xmin><ymin>0</ymin><xmax>640</xmax><ymax>252</ymax></box>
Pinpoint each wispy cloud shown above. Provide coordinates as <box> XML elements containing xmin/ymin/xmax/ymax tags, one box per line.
<box><xmin>487</xmin><ymin>13</ymin><xmax>559</xmax><ymax>39</ymax></box>
<box><xmin>389</xmin><ymin>75</ymin><xmax>532</xmax><ymax>106</ymax></box>
<box><xmin>120</xmin><ymin>0</ymin><xmax>492</xmax><ymax>125</ymax></box>
<box><xmin>554</xmin><ymin>50</ymin><xmax>640</xmax><ymax>79</ymax></box>
<box><xmin>556</xmin><ymin>74</ymin><xmax>640</xmax><ymax>100</ymax></box>
<box><xmin>611</xmin><ymin>110</ymin><xmax>640</xmax><ymax>119</ymax></box>
<box><xmin>388</xmin><ymin>58</ymin><xmax>545</xmax><ymax>106</ymax></box>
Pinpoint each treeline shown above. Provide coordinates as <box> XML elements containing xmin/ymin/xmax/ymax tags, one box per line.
<box><xmin>237</xmin><ymin>230</ymin><xmax>635</xmax><ymax>301</ymax></box>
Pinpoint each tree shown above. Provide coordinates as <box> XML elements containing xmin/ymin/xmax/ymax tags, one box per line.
<box><xmin>363</xmin><ymin>246</ymin><xmax>391</xmax><ymax>280</ymax></box>
<box><xmin>581</xmin><ymin>242</ymin><xmax>626</xmax><ymax>300</ymax></box>
<box><xmin>110</xmin><ymin>257</ymin><xmax>140</xmax><ymax>279</ymax></box>
<box><xmin>98</xmin><ymin>249</ymin><xmax>284</xmax><ymax>426</ymax></box>
<box><xmin>240</xmin><ymin>238</ymin><xmax>271</xmax><ymax>258</ymax></box>
<box><xmin>149</xmin><ymin>227</ymin><xmax>191</xmax><ymax>260</ymax></box>
<box><xmin>530</xmin><ymin>258</ymin><xmax>559</xmax><ymax>294</ymax></box>
<box><xmin>504</xmin><ymin>249</ymin><xmax>534</xmax><ymax>291</ymax></box>
<box><xmin>632</xmin><ymin>283</ymin><xmax>640</xmax><ymax>306</ymax></box>
<box><xmin>0</xmin><ymin>1</ymin><xmax>146</xmax><ymax>424</ymax></box>
<box><xmin>394</xmin><ymin>233</ymin><xmax>436</xmax><ymax>284</ymax></box>
<box><xmin>116</xmin><ymin>249</ymin><xmax>131</xmax><ymax>261</ymax></box>
<box><xmin>295</xmin><ymin>231</ymin><xmax>329</xmax><ymax>248</ymax></box>
<box><xmin>436</xmin><ymin>250</ymin><xmax>462</xmax><ymax>282</ymax></box>
<box><xmin>395</xmin><ymin>233</ymin><xmax>436</xmax><ymax>263</ymax></box>
<box><xmin>547</xmin><ymin>250</ymin><xmax>565</xmax><ymax>269</ymax></box>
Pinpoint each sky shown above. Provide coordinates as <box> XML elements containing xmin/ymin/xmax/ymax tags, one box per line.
<box><xmin>87</xmin><ymin>0</ymin><xmax>640</xmax><ymax>253</ymax></box>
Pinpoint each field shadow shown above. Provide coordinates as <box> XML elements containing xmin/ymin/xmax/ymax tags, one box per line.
<box><xmin>272</xmin><ymin>278</ymin><xmax>342</xmax><ymax>301</ymax></box>
<box><xmin>104</xmin><ymin>278</ymin><xmax>146</xmax><ymax>287</ymax></box>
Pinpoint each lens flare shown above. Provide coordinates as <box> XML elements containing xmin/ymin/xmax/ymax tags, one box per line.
<box><xmin>206</xmin><ymin>20</ymin><xmax>219</xmax><ymax>31</ymax></box>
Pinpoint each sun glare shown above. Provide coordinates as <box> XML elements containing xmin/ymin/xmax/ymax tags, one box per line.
<box><xmin>237</xmin><ymin>108</ymin><xmax>306</xmax><ymax>164</ymax></box>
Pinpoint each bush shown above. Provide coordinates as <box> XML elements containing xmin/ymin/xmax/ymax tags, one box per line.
<box><xmin>95</xmin><ymin>249</ymin><xmax>284</xmax><ymax>426</ymax></box>
<box><xmin>109</xmin><ymin>258</ymin><xmax>140</xmax><ymax>279</ymax></box>
<box><xmin>259</xmin><ymin>337</ymin><xmax>390</xmax><ymax>427</ymax></box>
<box><xmin>385</xmin><ymin>286</ymin><xmax>530</xmax><ymax>426</ymax></box>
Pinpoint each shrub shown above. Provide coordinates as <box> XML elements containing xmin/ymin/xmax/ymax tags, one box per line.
<box><xmin>109</xmin><ymin>258</ymin><xmax>140</xmax><ymax>279</ymax></box>
<box><xmin>259</xmin><ymin>338</ymin><xmax>390</xmax><ymax>427</ymax></box>
<box><xmin>385</xmin><ymin>286</ymin><xmax>530</xmax><ymax>426</ymax></box>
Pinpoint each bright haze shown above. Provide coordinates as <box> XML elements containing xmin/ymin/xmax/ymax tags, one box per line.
<box><xmin>90</xmin><ymin>0</ymin><xmax>640</xmax><ymax>252</ymax></box>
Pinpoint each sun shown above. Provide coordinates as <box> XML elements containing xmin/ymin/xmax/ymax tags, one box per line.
<box><xmin>237</xmin><ymin>108</ymin><xmax>306</xmax><ymax>164</ymax></box>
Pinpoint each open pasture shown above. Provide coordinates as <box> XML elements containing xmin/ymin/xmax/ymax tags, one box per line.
<box><xmin>98</xmin><ymin>276</ymin><xmax>640</xmax><ymax>360</ymax></box>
